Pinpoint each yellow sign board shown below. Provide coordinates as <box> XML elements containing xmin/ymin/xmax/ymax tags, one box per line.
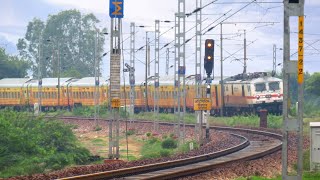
<box><xmin>193</xmin><ymin>98</ymin><xmax>211</xmax><ymax>111</ymax></box>
<box><xmin>111</xmin><ymin>98</ymin><xmax>121</xmax><ymax>108</ymax></box>
<box><xmin>298</xmin><ymin>16</ymin><xmax>304</xmax><ymax>84</ymax></box>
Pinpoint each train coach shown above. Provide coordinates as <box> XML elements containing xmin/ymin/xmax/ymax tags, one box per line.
<box><xmin>0</xmin><ymin>72</ymin><xmax>283</xmax><ymax>115</ymax></box>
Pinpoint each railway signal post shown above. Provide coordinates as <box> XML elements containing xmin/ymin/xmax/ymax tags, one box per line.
<box><xmin>282</xmin><ymin>0</ymin><xmax>305</xmax><ymax>179</ymax></box>
<box><xmin>204</xmin><ymin>39</ymin><xmax>214</xmax><ymax>141</ymax></box>
<box><xmin>108</xmin><ymin>0</ymin><xmax>123</xmax><ymax>160</ymax></box>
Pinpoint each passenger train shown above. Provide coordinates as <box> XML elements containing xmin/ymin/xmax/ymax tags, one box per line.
<box><xmin>0</xmin><ymin>72</ymin><xmax>283</xmax><ymax>115</ymax></box>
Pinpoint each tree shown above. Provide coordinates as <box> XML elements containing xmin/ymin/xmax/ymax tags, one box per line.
<box><xmin>17</xmin><ymin>10</ymin><xmax>106</xmax><ymax>78</ymax></box>
<box><xmin>306</xmin><ymin>73</ymin><xmax>320</xmax><ymax>97</ymax></box>
<box><xmin>0</xmin><ymin>48</ymin><xmax>30</xmax><ymax>79</ymax></box>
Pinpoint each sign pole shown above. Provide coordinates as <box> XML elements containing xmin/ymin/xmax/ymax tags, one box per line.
<box><xmin>109</xmin><ymin>0</ymin><xmax>123</xmax><ymax>160</ymax></box>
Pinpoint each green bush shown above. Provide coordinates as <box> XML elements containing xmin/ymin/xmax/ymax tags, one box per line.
<box><xmin>159</xmin><ymin>149</ymin><xmax>171</xmax><ymax>157</ymax></box>
<box><xmin>0</xmin><ymin>110</ymin><xmax>91</xmax><ymax>178</ymax></box>
<box><xmin>126</xmin><ymin>129</ymin><xmax>135</xmax><ymax>136</ymax></box>
<box><xmin>178</xmin><ymin>141</ymin><xmax>199</xmax><ymax>153</ymax></box>
<box><xmin>146</xmin><ymin>132</ymin><xmax>152</xmax><ymax>137</ymax></box>
<box><xmin>148</xmin><ymin>137</ymin><xmax>158</xmax><ymax>144</ymax></box>
<box><xmin>161</xmin><ymin>138</ymin><xmax>177</xmax><ymax>149</ymax></box>
<box><xmin>94</xmin><ymin>126</ymin><xmax>102</xmax><ymax>131</ymax></box>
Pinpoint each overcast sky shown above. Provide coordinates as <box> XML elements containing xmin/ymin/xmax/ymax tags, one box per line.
<box><xmin>0</xmin><ymin>0</ymin><xmax>319</xmax><ymax>81</ymax></box>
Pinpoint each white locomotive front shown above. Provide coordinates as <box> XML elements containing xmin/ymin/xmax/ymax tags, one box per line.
<box><xmin>223</xmin><ymin>72</ymin><xmax>283</xmax><ymax>115</ymax></box>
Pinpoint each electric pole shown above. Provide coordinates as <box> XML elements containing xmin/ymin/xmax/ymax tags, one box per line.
<box><xmin>154</xmin><ymin>20</ymin><xmax>160</xmax><ymax>131</ymax></box>
<box><xmin>176</xmin><ymin>0</ymin><xmax>186</xmax><ymax>143</ymax></box>
<box><xmin>282</xmin><ymin>0</ymin><xmax>305</xmax><ymax>179</ymax></box>
<box><xmin>273</xmin><ymin>44</ymin><xmax>276</xmax><ymax>75</ymax></box>
<box><xmin>195</xmin><ymin>0</ymin><xmax>203</xmax><ymax>143</ymax></box>
<box><xmin>129</xmin><ymin>22</ymin><xmax>135</xmax><ymax>117</ymax></box>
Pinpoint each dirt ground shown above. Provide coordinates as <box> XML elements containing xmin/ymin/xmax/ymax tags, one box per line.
<box><xmin>74</xmin><ymin>130</ymin><xmax>143</xmax><ymax>160</ymax></box>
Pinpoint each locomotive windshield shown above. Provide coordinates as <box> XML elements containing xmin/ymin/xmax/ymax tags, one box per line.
<box><xmin>255</xmin><ymin>83</ymin><xmax>266</xmax><ymax>92</ymax></box>
<box><xmin>269</xmin><ymin>82</ymin><xmax>280</xmax><ymax>91</ymax></box>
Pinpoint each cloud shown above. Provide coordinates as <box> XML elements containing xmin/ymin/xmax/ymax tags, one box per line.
<box><xmin>1</xmin><ymin>0</ymin><xmax>319</xmax><ymax>80</ymax></box>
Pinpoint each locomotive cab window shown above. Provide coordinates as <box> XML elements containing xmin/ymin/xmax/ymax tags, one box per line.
<box><xmin>269</xmin><ymin>82</ymin><xmax>280</xmax><ymax>91</ymax></box>
<box><xmin>255</xmin><ymin>83</ymin><xmax>266</xmax><ymax>92</ymax></box>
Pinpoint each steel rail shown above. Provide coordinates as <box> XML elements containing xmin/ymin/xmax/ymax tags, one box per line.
<box><xmin>53</xmin><ymin>116</ymin><xmax>282</xmax><ymax>180</ymax></box>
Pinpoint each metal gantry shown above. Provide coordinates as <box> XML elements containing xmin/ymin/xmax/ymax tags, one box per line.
<box><xmin>220</xmin><ymin>23</ymin><xmax>224</xmax><ymax>116</ymax></box>
<box><xmin>176</xmin><ymin>0</ymin><xmax>186</xmax><ymax>142</ymax></box>
<box><xmin>195</xmin><ymin>0</ymin><xmax>203</xmax><ymax>143</ymax></box>
<box><xmin>109</xmin><ymin>18</ymin><xmax>121</xmax><ymax>160</ymax></box>
<box><xmin>153</xmin><ymin>20</ymin><xmax>160</xmax><ymax>131</ymax></box>
<box><xmin>273</xmin><ymin>44</ymin><xmax>277</xmax><ymax>75</ymax></box>
<box><xmin>282</xmin><ymin>0</ymin><xmax>305</xmax><ymax>179</ymax></box>
<box><xmin>174</xmin><ymin>13</ymin><xmax>179</xmax><ymax>134</ymax></box>
<box><xmin>166</xmin><ymin>48</ymin><xmax>169</xmax><ymax>75</ymax></box>
<box><xmin>37</xmin><ymin>33</ymin><xmax>43</xmax><ymax>115</ymax></box>
<box><xmin>94</xmin><ymin>30</ymin><xmax>99</xmax><ymax>126</ymax></box>
<box><xmin>129</xmin><ymin>22</ymin><xmax>135</xmax><ymax>117</ymax></box>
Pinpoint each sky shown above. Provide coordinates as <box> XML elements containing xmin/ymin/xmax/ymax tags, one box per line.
<box><xmin>0</xmin><ymin>0</ymin><xmax>319</xmax><ymax>81</ymax></box>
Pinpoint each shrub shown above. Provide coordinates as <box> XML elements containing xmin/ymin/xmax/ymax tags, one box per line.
<box><xmin>95</xmin><ymin>126</ymin><xmax>102</xmax><ymax>131</ymax></box>
<box><xmin>146</xmin><ymin>132</ymin><xmax>152</xmax><ymax>137</ymax></box>
<box><xmin>161</xmin><ymin>138</ymin><xmax>177</xmax><ymax>149</ymax></box>
<box><xmin>126</xmin><ymin>129</ymin><xmax>135</xmax><ymax>136</ymax></box>
<box><xmin>159</xmin><ymin>149</ymin><xmax>171</xmax><ymax>157</ymax></box>
<box><xmin>0</xmin><ymin>110</ymin><xmax>91</xmax><ymax>178</ymax></box>
<box><xmin>162</xmin><ymin>134</ymin><xmax>168</xmax><ymax>139</ymax></box>
<box><xmin>148</xmin><ymin>137</ymin><xmax>158</xmax><ymax>144</ymax></box>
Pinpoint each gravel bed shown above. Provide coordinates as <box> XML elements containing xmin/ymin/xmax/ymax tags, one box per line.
<box><xmin>179</xmin><ymin>132</ymin><xmax>310</xmax><ymax>180</ymax></box>
<box><xmin>8</xmin><ymin>119</ymin><xmax>244</xmax><ymax>180</ymax></box>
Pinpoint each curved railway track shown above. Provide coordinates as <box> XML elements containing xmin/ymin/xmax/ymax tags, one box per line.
<box><xmin>55</xmin><ymin>117</ymin><xmax>282</xmax><ymax>180</ymax></box>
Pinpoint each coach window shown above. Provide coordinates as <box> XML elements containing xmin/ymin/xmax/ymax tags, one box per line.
<box><xmin>0</xmin><ymin>92</ymin><xmax>2</xmax><ymax>98</ymax></box>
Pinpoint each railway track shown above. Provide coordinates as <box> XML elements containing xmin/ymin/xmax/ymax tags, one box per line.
<box><xmin>54</xmin><ymin>116</ymin><xmax>282</xmax><ymax>180</ymax></box>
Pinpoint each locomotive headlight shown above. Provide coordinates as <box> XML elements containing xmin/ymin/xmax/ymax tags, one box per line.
<box><xmin>256</xmin><ymin>95</ymin><xmax>260</xmax><ymax>99</ymax></box>
<box><xmin>277</xmin><ymin>93</ymin><xmax>282</xmax><ymax>98</ymax></box>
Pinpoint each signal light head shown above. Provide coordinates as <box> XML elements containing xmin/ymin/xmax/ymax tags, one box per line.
<box><xmin>207</xmin><ymin>43</ymin><xmax>212</xmax><ymax>48</ymax></box>
<box><xmin>207</xmin><ymin>56</ymin><xmax>212</xmax><ymax>60</ymax></box>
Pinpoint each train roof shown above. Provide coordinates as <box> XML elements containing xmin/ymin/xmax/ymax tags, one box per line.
<box><xmin>28</xmin><ymin>78</ymin><xmax>74</xmax><ymax>87</ymax></box>
<box><xmin>0</xmin><ymin>78</ymin><xmax>32</xmax><ymax>88</ymax></box>
<box><xmin>224</xmin><ymin>72</ymin><xmax>282</xmax><ymax>84</ymax></box>
<box><xmin>69</xmin><ymin>77</ymin><xmax>108</xmax><ymax>87</ymax></box>
<box><xmin>136</xmin><ymin>75</ymin><xmax>229</xmax><ymax>86</ymax></box>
